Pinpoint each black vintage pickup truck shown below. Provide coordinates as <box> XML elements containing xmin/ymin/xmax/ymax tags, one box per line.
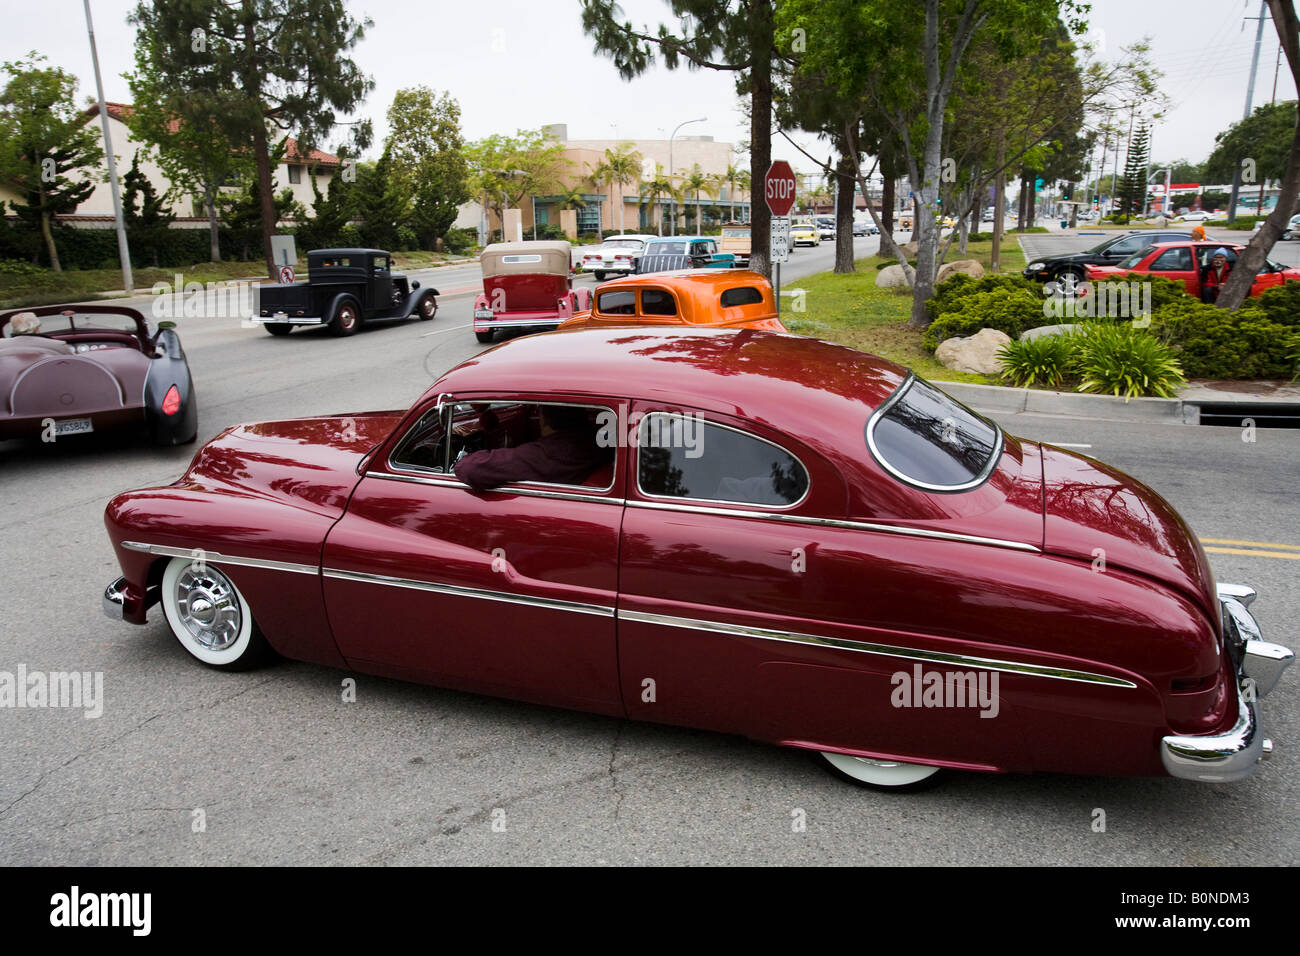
<box><xmin>252</xmin><ymin>248</ymin><xmax>439</xmax><ymax>337</ymax></box>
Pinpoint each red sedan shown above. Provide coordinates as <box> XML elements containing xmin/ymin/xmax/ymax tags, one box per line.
<box><xmin>101</xmin><ymin>329</ymin><xmax>1291</xmax><ymax>789</ymax></box>
<box><xmin>1086</xmin><ymin>240</ymin><xmax>1300</xmax><ymax>298</ymax></box>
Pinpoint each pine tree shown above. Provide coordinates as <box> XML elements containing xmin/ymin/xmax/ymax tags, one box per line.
<box><xmin>1116</xmin><ymin>123</ymin><xmax>1151</xmax><ymax>223</ymax></box>
<box><xmin>122</xmin><ymin>153</ymin><xmax>175</xmax><ymax>267</ymax></box>
<box><xmin>354</xmin><ymin>149</ymin><xmax>409</xmax><ymax>251</ymax></box>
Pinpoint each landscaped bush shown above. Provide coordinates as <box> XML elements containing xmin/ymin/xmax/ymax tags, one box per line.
<box><xmin>1012</xmin><ymin>225</ymin><xmax>1049</xmax><ymax>233</ymax></box>
<box><xmin>925</xmin><ymin>272</ymin><xmax>1042</xmax><ymax>325</ymax></box>
<box><xmin>443</xmin><ymin>227</ymin><xmax>478</xmax><ymax>254</ymax></box>
<box><xmin>1226</xmin><ymin>216</ymin><xmax>1260</xmax><ymax>231</ymax></box>
<box><xmin>1073</xmin><ymin>321</ymin><xmax>1185</xmax><ymax>398</ymax></box>
<box><xmin>1152</xmin><ymin>298</ymin><xmax>1295</xmax><ymax>379</ymax></box>
<box><xmin>924</xmin><ymin>286</ymin><xmax>1044</xmax><ymax>351</ymax></box>
<box><xmin>997</xmin><ymin>332</ymin><xmax>1078</xmax><ymax>389</ymax></box>
<box><xmin>1243</xmin><ymin>280</ymin><xmax>1300</xmax><ymax>327</ymax></box>
<box><xmin>395</xmin><ymin>226</ymin><xmax>419</xmax><ymax>252</ymax></box>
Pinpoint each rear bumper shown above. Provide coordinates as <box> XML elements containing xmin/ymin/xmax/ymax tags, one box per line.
<box><xmin>1160</xmin><ymin>587</ymin><xmax>1292</xmax><ymax>782</ymax></box>
<box><xmin>472</xmin><ymin>311</ymin><xmax>563</xmax><ymax>332</ymax></box>
<box><xmin>250</xmin><ymin>315</ymin><xmax>325</xmax><ymax>326</ymax></box>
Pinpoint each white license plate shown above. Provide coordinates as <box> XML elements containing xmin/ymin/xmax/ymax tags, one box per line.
<box><xmin>54</xmin><ymin>418</ymin><xmax>93</xmax><ymax>436</ymax></box>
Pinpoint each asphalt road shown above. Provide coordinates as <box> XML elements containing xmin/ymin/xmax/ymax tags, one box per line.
<box><xmin>1</xmin><ymin>239</ymin><xmax>1296</xmax><ymax>866</ymax></box>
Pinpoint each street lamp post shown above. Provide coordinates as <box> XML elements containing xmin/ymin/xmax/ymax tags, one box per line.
<box><xmin>668</xmin><ymin>117</ymin><xmax>706</xmax><ymax>236</ymax></box>
<box><xmin>83</xmin><ymin>0</ymin><xmax>132</xmax><ymax>294</ymax></box>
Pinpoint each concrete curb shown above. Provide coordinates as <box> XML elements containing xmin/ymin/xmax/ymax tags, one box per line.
<box><xmin>939</xmin><ymin>380</ymin><xmax>1202</xmax><ymax>424</ymax></box>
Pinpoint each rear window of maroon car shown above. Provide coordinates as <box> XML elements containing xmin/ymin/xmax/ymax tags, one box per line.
<box><xmin>638</xmin><ymin>413</ymin><xmax>809</xmax><ymax>507</ymax></box>
<box><xmin>866</xmin><ymin>376</ymin><xmax>1002</xmax><ymax>492</ymax></box>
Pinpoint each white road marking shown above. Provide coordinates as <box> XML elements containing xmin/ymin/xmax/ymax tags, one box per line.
<box><xmin>420</xmin><ymin>322</ymin><xmax>474</xmax><ymax>338</ymax></box>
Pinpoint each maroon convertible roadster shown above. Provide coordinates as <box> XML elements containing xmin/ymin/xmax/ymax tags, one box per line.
<box><xmin>102</xmin><ymin>328</ymin><xmax>1291</xmax><ymax>789</ymax></box>
<box><xmin>1</xmin><ymin>304</ymin><xmax>197</xmax><ymax>446</ymax></box>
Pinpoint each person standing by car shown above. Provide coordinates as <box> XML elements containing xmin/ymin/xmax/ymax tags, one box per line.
<box><xmin>1201</xmin><ymin>249</ymin><xmax>1231</xmax><ymax>303</ymax></box>
<box><xmin>1191</xmin><ymin>223</ymin><xmax>1206</xmax><ymax>241</ymax></box>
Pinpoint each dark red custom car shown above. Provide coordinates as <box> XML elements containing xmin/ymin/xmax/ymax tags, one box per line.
<box><xmin>1</xmin><ymin>304</ymin><xmax>197</xmax><ymax>445</ymax></box>
<box><xmin>102</xmin><ymin>328</ymin><xmax>1292</xmax><ymax>789</ymax></box>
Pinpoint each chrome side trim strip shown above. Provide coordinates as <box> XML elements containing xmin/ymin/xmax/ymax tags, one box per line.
<box><xmin>322</xmin><ymin>567</ymin><xmax>615</xmax><ymax>618</ymax></box>
<box><xmin>622</xmin><ymin>499</ymin><xmax>1040</xmax><ymax>552</ymax></box>
<box><xmin>364</xmin><ymin>471</ymin><xmax>622</xmax><ymax>504</ymax></box>
<box><xmin>617</xmin><ymin>609</ymin><xmax>1137</xmax><ymax>688</ymax></box>
<box><xmin>121</xmin><ymin>541</ymin><xmax>319</xmax><ymax>576</ymax></box>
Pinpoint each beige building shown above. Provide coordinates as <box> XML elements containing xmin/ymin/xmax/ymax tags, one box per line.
<box><xmin>486</xmin><ymin>123</ymin><xmax>752</xmax><ymax>239</ymax></box>
<box><xmin>0</xmin><ymin>102</ymin><xmax>338</xmax><ymax>226</ymax></box>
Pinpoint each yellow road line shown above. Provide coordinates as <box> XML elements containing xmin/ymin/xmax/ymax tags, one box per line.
<box><xmin>1203</xmin><ymin>547</ymin><xmax>1300</xmax><ymax>561</ymax></box>
<box><xmin>1201</xmin><ymin>537</ymin><xmax>1300</xmax><ymax>552</ymax></box>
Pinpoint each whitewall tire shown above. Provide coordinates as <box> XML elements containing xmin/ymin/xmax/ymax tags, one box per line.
<box><xmin>818</xmin><ymin>751</ymin><xmax>943</xmax><ymax>790</ymax></box>
<box><xmin>159</xmin><ymin>556</ymin><xmax>270</xmax><ymax>670</ymax></box>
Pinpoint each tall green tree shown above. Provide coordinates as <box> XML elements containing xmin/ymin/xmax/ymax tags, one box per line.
<box><xmin>129</xmin><ymin>0</ymin><xmax>374</xmax><ymax>276</ymax></box>
<box><xmin>465</xmin><ymin>129</ymin><xmax>571</xmax><ymax>237</ymax></box>
<box><xmin>1217</xmin><ymin>0</ymin><xmax>1300</xmax><ymax>310</ymax></box>
<box><xmin>385</xmin><ymin>87</ymin><xmax>470</xmax><ymax>249</ymax></box>
<box><xmin>638</xmin><ymin>164</ymin><xmax>681</xmax><ymax>235</ymax></box>
<box><xmin>777</xmin><ymin>0</ymin><xmax>1081</xmax><ymax>327</ymax></box>
<box><xmin>590</xmin><ymin>142</ymin><xmax>642</xmax><ymax>234</ymax></box>
<box><xmin>0</xmin><ymin>54</ymin><xmax>103</xmax><ymax>271</ymax></box>
<box><xmin>126</xmin><ymin>56</ymin><xmax>249</xmax><ymax>262</ymax></box>
<box><xmin>580</xmin><ymin>0</ymin><xmax>779</xmax><ymax>276</ymax></box>
<box><xmin>353</xmin><ymin>149</ymin><xmax>409</xmax><ymax>251</ymax></box>
<box><xmin>681</xmin><ymin>163</ymin><xmax>716</xmax><ymax>233</ymax></box>
<box><xmin>121</xmin><ymin>152</ymin><xmax>175</xmax><ymax>267</ymax></box>
<box><xmin>1115</xmin><ymin>122</ymin><xmax>1150</xmax><ymax>222</ymax></box>
<box><xmin>1203</xmin><ymin>101</ymin><xmax>1296</xmax><ymax>186</ymax></box>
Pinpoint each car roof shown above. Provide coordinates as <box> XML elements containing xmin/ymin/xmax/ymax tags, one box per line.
<box><xmin>591</xmin><ymin>269</ymin><xmax>777</xmax><ymax>319</ymax></box>
<box><xmin>426</xmin><ymin>327</ymin><xmax>907</xmax><ymax>455</ymax></box>
<box><xmin>310</xmin><ymin>248</ymin><xmax>388</xmax><ymax>256</ymax></box>
<box><xmin>598</xmin><ymin>234</ymin><xmax>657</xmax><ymax>242</ymax></box>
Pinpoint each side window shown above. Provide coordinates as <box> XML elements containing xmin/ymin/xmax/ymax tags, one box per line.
<box><xmin>390</xmin><ymin>405</ymin><xmax>450</xmax><ymax>473</ymax></box>
<box><xmin>1150</xmin><ymin>247</ymin><xmax>1193</xmax><ymax>271</ymax></box>
<box><xmin>638</xmin><ymin>413</ymin><xmax>809</xmax><ymax>507</ymax></box>
<box><xmin>373</xmin><ymin>257</ymin><xmax>389</xmax><ymax>273</ymax></box>
<box><xmin>720</xmin><ymin>286</ymin><xmax>763</xmax><ymax>307</ymax></box>
<box><xmin>598</xmin><ymin>290</ymin><xmax>637</xmax><ymax>315</ymax></box>
<box><xmin>1108</xmin><ymin>236</ymin><xmax>1143</xmax><ymax>255</ymax></box>
<box><xmin>641</xmin><ymin>289</ymin><xmax>677</xmax><ymax>316</ymax></box>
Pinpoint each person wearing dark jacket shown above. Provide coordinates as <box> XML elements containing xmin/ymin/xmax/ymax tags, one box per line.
<box><xmin>454</xmin><ymin>405</ymin><xmax>610</xmax><ymax>490</ymax></box>
<box><xmin>1201</xmin><ymin>248</ymin><xmax>1232</xmax><ymax>303</ymax></box>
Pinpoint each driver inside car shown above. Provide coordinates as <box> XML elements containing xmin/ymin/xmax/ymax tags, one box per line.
<box><xmin>454</xmin><ymin>404</ymin><xmax>611</xmax><ymax>491</ymax></box>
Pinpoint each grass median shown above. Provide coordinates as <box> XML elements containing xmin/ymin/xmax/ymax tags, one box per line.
<box><xmin>778</xmin><ymin>237</ymin><xmax>1026</xmax><ymax>384</ymax></box>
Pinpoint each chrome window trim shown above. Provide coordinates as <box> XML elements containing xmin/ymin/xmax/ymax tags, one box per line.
<box><xmin>618</xmin><ymin>609</ymin><xmax>1135</xmax><ymax>688</ymax></box>
<box><xmin>635</xmin><ymin>411</ymin><xmax>811</xmax><ymax>511</ymax></box>
<box><xmin>323</xmin><ymin>568</ymin><xmax>614</xmax><ymax>617</ymax></box>
<box><xmin>121</xmin><ymin>541</ymin><xmax>318</xmax><ymax>576</ymax></box>
<box><xmin>364</xmin><ymin>470</ymin><xmax>623</xmax><ymax>505</ymax></box>
<box><xmin>864</xmin><ymin>373</ymin><xmax>1004</xmax><ymax>494</ymax></box>
<box><xmin>386</xmin><ymin>398</ymin><xmax>617</xmax><ymax>494</ymax></box>
<box><xmin>621</xmin><ymin>499</ymin><xmax>1040</xmax><ymax>552</ymax></box>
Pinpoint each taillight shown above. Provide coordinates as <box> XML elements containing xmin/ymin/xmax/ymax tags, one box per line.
<box><xmin>162</xmin><ymin>385</ymin><xmax>181</xmax><ymax>416</ymax></box>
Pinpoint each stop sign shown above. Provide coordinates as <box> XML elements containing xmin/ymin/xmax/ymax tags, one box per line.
<box><xmin>764</xmin><ymin>161</ymin><xmax>797</xmax><ymax>217</ymax></box>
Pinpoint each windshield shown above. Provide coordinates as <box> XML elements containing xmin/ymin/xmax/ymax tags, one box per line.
<box><xmin>1117</xmin><ymin>251</ymin><xmax>1148</xmax><ymax>269</ymax></box>
<box><xmin>865</xmin><ymin>376</ymin><xmax>1001</xmax><ymax>492</ymax></box>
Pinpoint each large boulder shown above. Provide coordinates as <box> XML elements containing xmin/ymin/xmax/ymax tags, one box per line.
<box><xmin>875</xmin><ymin>264</ymin><xmax>912</xmax><ymax>289</ymax></box>
<box><xmin>1020</xmin><ymin>323</ymin><xmax>1081</xmax><ymax>342</ymax></box>
<box><xmin>898</xmin><ymin>241</ymin><xmax>919</xmax><ymax>257</ymax></box>
<box><xmin>936</xmin><ymin>259</ymin><xmax>985</xmax><ymax>284</ymax></box>
<box><xmin>935</xmin><ymin>328</ymin><xmax>1012</xmax><ymax>375</ymax></box>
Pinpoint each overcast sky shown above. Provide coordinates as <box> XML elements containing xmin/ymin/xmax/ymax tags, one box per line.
<box><xmin>5</xmin><ymin>0</ymin><xmax>1295</xmax><ymax>181</ymax></box>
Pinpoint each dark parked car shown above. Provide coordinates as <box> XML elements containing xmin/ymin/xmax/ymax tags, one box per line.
<box><xmin>1023</xmin><ymin>231</ymin><xmax>1193</xmax><ymax>284</ymax></box>
<box><xmin>0</xmin><ymin>304</ymin><xmax>196</xmax><ymax>446</ymax></box>
<box><xmin>251</xmin><ymin>248</ymin><xmax>438</xmax><ymax>337</ymax></box>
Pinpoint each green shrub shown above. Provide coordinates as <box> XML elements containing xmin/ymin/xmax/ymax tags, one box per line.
<box><xmin>1145</xmin><ymin>274</ymin><xmax>1193</xmax><ymax>310</ymax></box>
<box><xmin>1074</xmin><ymin>322</ymin><xmax>1185</xmax><ymax>398</ymax></box>
<box><xmin>443</xmin><ymin>227</ymin><xmax>478</xmax><ymax>255</ymax></box>
<box><xmin>1245</xmin><ymin>280</ymin><xmax>1300</xmax><ymax>327</ymax></box>
<box><xmin>395</xmin><ymin>225</ymin><xmax>419</xmax><ymax>251</ymax></box>
<box><xmin>1226</xmin><ymin>216</ymin><xmax>1259</xmax><ymax>231</ymax></box>
<box><xmin>1152</xmin><ymin>298</ymin><xmax>1294</xmax><ymax>379</ymax></box>
<box><xmin>998</xmin><ymin>332</ymin><xmax>1078</xmax><ymax>389</ymax></box>
<box><xmin>924</xmin><ymin>286</ymin><xmax>1045</xmax><ymax>351</ymax></box>
<box><xmin>925</xmin><ymin>272</ymin><xmax>1042</xmax><ymax>325</ymax></box>
<box><xmin>1012</xmin><ymin>225</ymin><xmax>1049</xmax><ymax>233</ymax></box>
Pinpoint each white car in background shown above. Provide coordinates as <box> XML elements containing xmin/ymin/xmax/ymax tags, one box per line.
<box><xmin>1177</xmin><ymin>210</ymin><xmax>1212</xmax><ymax>222</ymax></box>
<box><xmin>579</xmin><ymin>234</ymin><xmax>658</xmax><ymax>280</ymax></box>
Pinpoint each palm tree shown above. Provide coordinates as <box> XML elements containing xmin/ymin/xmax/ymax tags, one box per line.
<box><xmin>681</xmin><ymin>164</ymin><xmax>716</xmax><ymax>235</ymax></box>
<box><xmin>599</xmin><ymin>143</ymin><xmax>642</xmax><ymax>235</ymax></box>
<box><xmin>638</xmin><ymin>164</ymin><xmax>680</xmax><ymax>236</ymax></box>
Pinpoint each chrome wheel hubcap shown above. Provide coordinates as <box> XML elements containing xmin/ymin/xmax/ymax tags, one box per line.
<box><xmin>175</xmin><ymin>566</ymin><xmax>241</xmax><ymax>650</ymax></box>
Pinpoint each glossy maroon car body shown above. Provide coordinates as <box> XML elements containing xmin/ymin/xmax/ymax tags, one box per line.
<box><xmin>102</xmin><ymin>328</ymin><xmax>1291</xmax><ymax>786</ymax></box>
<box><xmin>1</xmin><ymin>304</ymin><xmax>197</xmax><ymax>445</ymax></box>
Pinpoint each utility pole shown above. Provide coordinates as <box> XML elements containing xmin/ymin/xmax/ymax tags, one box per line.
<box><xmin>83</xmin><ymin>0</ymin><xmax>132</xmax><ymax>294</ymax></box>
<box><xmin>1228</xmin><ymin>0</ymin><xmax>1269</xmax><ymax>224</ymax></box>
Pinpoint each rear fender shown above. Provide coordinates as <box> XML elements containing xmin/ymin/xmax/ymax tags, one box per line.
<box><xmin>144</xmin><ymin>328</ymin><xmax>197</xmax><ymax>445</ymax></box>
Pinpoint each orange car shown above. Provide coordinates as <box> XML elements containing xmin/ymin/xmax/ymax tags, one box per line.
<box><xmin>560</xmin><ymin>270</ymin><xmax>787</xmax><ymax>332</ymax></box>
